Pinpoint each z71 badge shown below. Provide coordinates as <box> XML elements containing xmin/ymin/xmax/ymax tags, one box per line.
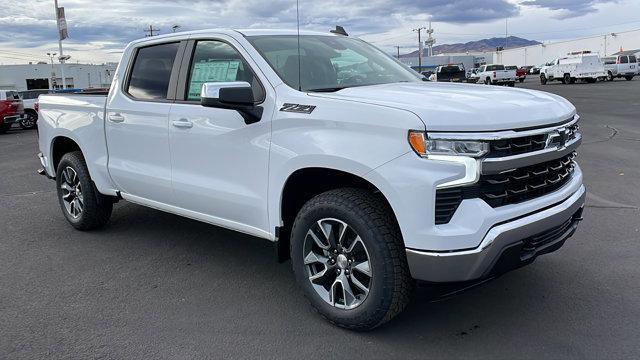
<box><xmin>280</xmin><ymin>103</ymin><xmax>316</xmax><ymax>114</ymax></box>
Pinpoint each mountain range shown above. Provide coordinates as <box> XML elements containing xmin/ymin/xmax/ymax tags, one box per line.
<box><xmin>399</xmin><ymin>36</ymin><xmax>541</xmax><ymax>57</ymax></box>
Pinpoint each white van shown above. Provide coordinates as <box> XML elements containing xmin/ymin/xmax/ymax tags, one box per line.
<box><xmin>602</xmin><ymin>55</ymin><xmax>637</xmax><ymax>81</ymax></box>
<box><xmin>540</xmin><ymin>52</ymin><xmax>606</xmax><ymax>85</ymax></box>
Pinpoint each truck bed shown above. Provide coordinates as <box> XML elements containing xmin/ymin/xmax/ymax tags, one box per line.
<box><xmin>37</xmin><ymin>93</ymin><xmax>116</xmax><ymax>196</ymax></box>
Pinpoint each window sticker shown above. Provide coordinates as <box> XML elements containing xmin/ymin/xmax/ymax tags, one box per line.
<box><xmin>188</xmin><ymin>59</ymin><xmax>241</xmax><ymax>100</ymax></box>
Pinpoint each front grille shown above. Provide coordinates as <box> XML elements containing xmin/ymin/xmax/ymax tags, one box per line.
<box><xmin>488</xmin><ymin>134</ymin><xmax>547</xmax><ymax>157</ymax></box>
<box><xmin>434</xmin><ymin>152</ymin><xmax>577</xmax><ymax>225</ymax></box>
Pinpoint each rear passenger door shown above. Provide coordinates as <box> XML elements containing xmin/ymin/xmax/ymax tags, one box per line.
<box><xmin>167</xmin><ymin>37</ymin><xmax>274</xmax><ymax>236</ymax></box>
<box><xmin>105</xmin><ymin>41</ymin><xmax>185</xmax><ymax>204</ymax></box>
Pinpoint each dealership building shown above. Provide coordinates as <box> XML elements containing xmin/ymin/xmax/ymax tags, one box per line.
<box><xmin>0</xmin><ymin>62</ymin><xmax>117</xmax><ymax>91</ymax></box>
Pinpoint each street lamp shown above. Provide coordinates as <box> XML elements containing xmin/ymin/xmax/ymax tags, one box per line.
<box><xmin>46</xmin><ymin>52</ymin><xmax>57</xmax><ymax>90</ymax></box>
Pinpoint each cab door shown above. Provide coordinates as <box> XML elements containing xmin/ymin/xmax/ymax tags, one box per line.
<box><xmin>105</xmin><ymin>41</ymin><xmax>185</xmax><ymax>204</ymax></box>
<box><xmin>167</xmin><ymin>37</ymin><xmax>274</xmax><ymax>236</ymax></box>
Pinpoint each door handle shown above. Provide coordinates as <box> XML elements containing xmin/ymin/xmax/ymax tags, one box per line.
<box><xmin>172</xmin><ymin>119</ymin><xmax>193</xmax><ymax>129</ymax></box>
<box><xmin>108</xmin><ymin>114</ymin><xmax>125</xmax><ymax>123</ymax></box>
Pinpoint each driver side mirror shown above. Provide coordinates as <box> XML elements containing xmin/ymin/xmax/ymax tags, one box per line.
<box><xmin>201</xmin><ymin>82</ymin><xmax>263</xmax><ymax>124</ymax></box>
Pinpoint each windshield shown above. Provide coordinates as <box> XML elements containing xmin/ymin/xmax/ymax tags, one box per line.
<box><xmin>247</xmin><ymin>35</ymin><xmax>421</xmax><ymax>92</ymax></box>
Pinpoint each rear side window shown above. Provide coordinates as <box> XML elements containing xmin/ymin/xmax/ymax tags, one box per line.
<box><xmin>620</xmin><ymin>56</ymin><xmax>629</xmax><ymax>64</ymax></box>
<box><xmin>126</xmin><ymin>42</ymin><xmax>180</xmax><ymax>100</ymax></box>
<box><xmin>629</xmin><ymin>55</ymin><xmax>637</xmax><ymax>63</ymax></box>
<box><xmin>5</xmin><ymin>91</ymin><xmax>19</xmax><ymax>100</ymax></box>
<box><xmin>487</xmin><ymin>65</ymin><xmax>505</xmax><ymax>71</ymax></box>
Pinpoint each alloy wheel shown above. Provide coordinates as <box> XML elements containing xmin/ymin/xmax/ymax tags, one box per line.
<box><xmin>303</xmin><ymin>218</ymin><xmax>372</xmax><ymax>310</ymax></box>
<box><xmin>60</xmin><ymin>167</ymin><xmax>84</xmax><ymax>219</ymax></box>
<box><xmin>21</xmin><ymin>113</ymin><xmax>37</xmax><ymax>128</ymax></box>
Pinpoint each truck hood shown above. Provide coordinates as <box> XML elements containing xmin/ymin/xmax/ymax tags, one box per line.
<box><xmin>310</xmin><ymin>82</ymin><xmax>576</xmax><ymax>132</ymax></box>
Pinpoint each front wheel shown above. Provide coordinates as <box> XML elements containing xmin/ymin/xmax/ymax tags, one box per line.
<box><xmin>290</xmin><ymin>188</ymin><xmax>412</xmax><ymax>331</ymax></box>
<box><xmin>606</xmin><ymin>72</ymin><xmax>614</xmax><ymax>81</ymax></box>
<box><xmin>519</xmin><ymin>78</ymin><xmax>524</xmax><ymax>83</ymax></box>
<box><xmin>20</xmin><ymin>111</ymin><xmax>38</xmax><ymax>129</ymax></box>
<box><xmin>540</xmin><ymin>74</ymin><xmax>548</xmax><ymax>85</ymax></box>
<box><xmin>508</xmin><ymin>82</ymin><xmax>515</xmax><ymax>87</ymax></box>
<box><xmin>56</xmin><ymin>151</ymin><xmax>113</xmax><ymax>230</ymax></box>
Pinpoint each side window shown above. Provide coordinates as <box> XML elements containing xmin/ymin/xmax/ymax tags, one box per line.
<box><xmin>126</xmin><ymin>42</ymin><xmax>180</xmax><ymax>100</ymax></box>
<box><xmin>186</xmin><ymin>40</ymin><xmax>264</xmax><ymax>102</ymax></box>
<box><xmin>630</xmin><ymin>55</ymin><xmax>637</xmax><ymax>63</ymax></box>
<box><xmin>620</xmin><ymin>56</ymin><xmax>629</xmax><ymax>64</ymax></box>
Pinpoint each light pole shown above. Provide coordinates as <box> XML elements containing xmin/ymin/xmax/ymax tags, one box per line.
<box><xmin>46</xmin><ymin>52</ymin><xmax>57</xmax><ymax>89</ymax></box>
<box><xmin>413</xmin><ymin>26</ymin><xmax>427</xmax><ymax>71</ymax></box>
<box><xmin>54</xmin><ymin>0</ymin><xmax>69</xmax><ymax>89</ymax></box>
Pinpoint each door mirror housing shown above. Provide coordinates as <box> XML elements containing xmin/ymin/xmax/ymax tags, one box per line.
<box><xmin>200</xmin><ymin>82</ymin><xmax>263</xmax><ymax>124</ymax></box>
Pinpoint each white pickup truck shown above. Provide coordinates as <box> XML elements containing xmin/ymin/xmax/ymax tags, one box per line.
<box><xmin>476</xmin><ymin>64</ymin><xmax>516</xmax><ymax>86</ymax></box>
<box><xmin>540</xmin><ymin>53</ymin><xmax>606</xmax><ymax>84</ymax></box>
<box><xmin>37</xmin><ymin>29</ymin><xmax>586</xmax><ymax>330</ymax></box>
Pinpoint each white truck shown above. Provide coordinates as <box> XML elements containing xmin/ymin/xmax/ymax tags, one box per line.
<box><xmin>37</xmin><ymin>29</ymin><xmax>586</xmax><ymax>330</ymax></box>
<box><xmin>476</xmin><ymin>64</ymin><xmax>516</xmax><ymax>86</ymax></box>
<box><xmin>602</xmin><ymin>54</ymin><xmax>638</xmax><ymax>81</ymax></box>
<box><xmin>540</xmin><ymin>53</ymin><xmax>606</xmax><ymax>85</ymax></box>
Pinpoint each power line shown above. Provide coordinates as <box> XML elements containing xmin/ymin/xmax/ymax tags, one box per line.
<box><xmin>144</xmin><ymin>25</ymin><xmax>160</xmax><ymax>37</ymax></box>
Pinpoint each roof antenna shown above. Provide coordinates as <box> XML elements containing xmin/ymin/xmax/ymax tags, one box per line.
<box><xmin>296</xmin><ymin>0</ymin><xmax>302</xmax><ymax>91</ymax></box>
<box><xmin>330</xmin><ymin>26</ymin><xmax>348</xmax><ymax>36</ymax></box>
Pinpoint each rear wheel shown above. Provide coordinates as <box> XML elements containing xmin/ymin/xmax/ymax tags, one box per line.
<box><xmin>508</xmin><ymin>82</ymin><xmax>515</xmax><ymax>87</ymax></box>
<box><xmin>606</xmin><ymin>71</ymin><xmax>614</xmax><ymax>81</ymax></box>
<box><xmin>484</xmin><ymin>77</ymin><xmax>491</xmax><ymax>85</ymax></box>
<box><xmin>20</xmin><ymin>110</ymin><xmax>38</xmax><ymax>129</ymax></box>
<box><xmin>290</xmin><ymin>188</ymin><xmax>412</xmax><ymax>331</ymax></box>
<box><xmin>625</xmin><ymin>76</ymin><xmax>634</xmax><ymax>81</ymax></box>
<box><xmin>0</xmin><ymin>123</ymin><xmax>11</xmax><ymax>134</ymax></box>
<box><xmin>563</xmin><ymin>74</ymin><xmax>571</xmax><ymax>84</ymax></box>
<box><xmin>519</xmin><ymin>78</ymin><xmax>524</xmax><ymax>83</ymax></box>
<box><xmin>56</xmin><ymin>151</ymin><xmax>113</xmax><ymax>230</ymax></box>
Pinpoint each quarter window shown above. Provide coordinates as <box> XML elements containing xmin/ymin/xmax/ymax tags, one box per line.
<box><xmin>126</xmin><ymin>42</ymin><xmax>180</xmax><ymax>100</ymax></box>
<box><xmin>629</xmin><ymin>55</ymin><xmax>637</xmax><ymax>63</ymax></box>
<box><xmin>186</xmin><ymin>40</ymin><xmax>264</xmax><ymax>102</ymax></box>
<box><xmin>620</xmin><ymin>56</ymin><xmax>629</xmax><ymax>64</ymax></box>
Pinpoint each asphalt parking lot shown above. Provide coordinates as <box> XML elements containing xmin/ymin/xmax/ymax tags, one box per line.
<box><xmin>1</xmin><ymin>77</ymin><xmax>639</xmax><ymax>359</ymax></box>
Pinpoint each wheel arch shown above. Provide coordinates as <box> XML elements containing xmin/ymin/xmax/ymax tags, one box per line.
<box><xmin>276</xmin><ymin>167</ymin><xmax>401</xmax><ymax>262</ymax></box>
<box><xmin>51</xmin><ymin>135</ymin><xmax>83</xmax><ymax>172</ymax></box>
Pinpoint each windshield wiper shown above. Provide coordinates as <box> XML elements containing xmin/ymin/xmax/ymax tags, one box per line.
<box><xmin>306</xmin><ymin>87</ymin><xmax>349</xmax><ymax>92</ymax></box>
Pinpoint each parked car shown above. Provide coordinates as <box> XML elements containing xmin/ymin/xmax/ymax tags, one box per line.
<box><xmin>0</xmin><ymin>90</ymin><xmax>25</xmax><ymax>133</ymax></box>
<box><xmin>477</xmin><ymin>64</ymin><xmax>516</xmax><ymax>86</ymax></box>
<box><xmin>602</xmin><ymin>55</ymin><xmax>637</xmax><ymax>81</ymax></box>
<box><xmin>505</xmin><ymin>66</ymin><xmax>527</xmax><ymax>83</ymax></box>
<box><xmin>18</xmin><ymin>89</ymin><xmax>51</xmax><ymax>129</ymax></box>
<box><xmin>432</xmin><ymin>64</ymin><xmax>466</xmax><ymax>82</ymax></box>
<box><xmin>528</xmin><ymin>65</ymin><xmax>542</xmax><ymax>75</ymax></box>
<box><xmin>540</xmin><ymin>53</ymin><xmax>606</xmax><ymax>85</ymax></box>
<box><xmin>37</xmin><ymin>29</ymin><xmax>586</xmax><ymax>330</ymax></box>
<box><xmin>467</xmin><ymin>68</ymin><xmax>481</xmax><ymax>83</ymax></box>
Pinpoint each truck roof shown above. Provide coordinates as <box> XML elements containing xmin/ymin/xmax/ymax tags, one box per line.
<box><xmin>128</xmin><ymin>28</ymin><xmax>337</xmax><ymax>46</ymax></box>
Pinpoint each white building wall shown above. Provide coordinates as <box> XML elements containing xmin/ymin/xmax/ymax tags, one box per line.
<box><xmin>0</xmin><ymin>63</ymin><xmax>116</xmax><ymax>91</ymax></box>
<box><xmin>494</xmin><ymin>28</ymin><xmax>640</xmax><ymax>67</ymax></box>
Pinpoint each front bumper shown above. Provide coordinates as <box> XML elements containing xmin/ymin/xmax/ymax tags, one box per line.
<box><xmin>406</xmin><ymin>185</ymin><xmax>586</xmax><ymax>282</ymax></box>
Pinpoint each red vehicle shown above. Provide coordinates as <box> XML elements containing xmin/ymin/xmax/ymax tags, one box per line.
<box><xmin>506</xmin><ymin>66</ymin><xmax>527</xmax><ymax>83</ymax></box>
<box><xmin>0</xmin><ymin>90</ymin><xmax>26</xmax><ymax>133</ymax></box>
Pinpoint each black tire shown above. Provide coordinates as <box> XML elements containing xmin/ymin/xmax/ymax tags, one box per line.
<box><xmin>508</xmin><ymin>82</ymin><xmax>515</xmax><ymax>87</ymax></box>
<box><xmin>485</xmin><ymin>77</ymin><xmax>491</xmax><ymax>85</ymax></box>
<box><xmin>20</xmin><ymin>110</ymin><xmax>38</xmax><ymax>130</ymax></box>
<box><xmin>540</xmin><ymin>74</ymin><xmax>547</xmax><ymax>85</ymax></box>
<box><xmin>0</xmin><ymin>123</ymin><xmax>10</xmax><ymax>134</ymax></box>
<box><xmin>625</xmin><ymin>76</ymin><xmax>634</xmax><ymax>81</ymax></box>
<box><xmin>607</xmin><ymin>72</ymin><xmax>614</xmax><ymax>81</ymax></box>
<box><xmin>56</xmin><ymin>151</ymin><xmax>113</xmax><ymax>230</ymax></box>
<box><xmin>290</xmin><ymin>188</ymin><xmax>412</xmax><ymax>331</ymax></box>
<box><xmin>519</xmin><ymin>78</ymin><xmax>524</xmax><ymax>83</ymax></box>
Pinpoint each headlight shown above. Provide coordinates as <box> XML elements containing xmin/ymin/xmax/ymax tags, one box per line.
<box><xmin>408</xmin><ymin>131</ymin><xmax>488</xmax><ymax>158</ymax></box>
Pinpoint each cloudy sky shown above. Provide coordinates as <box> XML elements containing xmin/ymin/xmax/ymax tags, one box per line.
<box><xmin>1</xmin><ymin>0</ymin><xmax>639</xmax><ymax>64</ymax></box>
